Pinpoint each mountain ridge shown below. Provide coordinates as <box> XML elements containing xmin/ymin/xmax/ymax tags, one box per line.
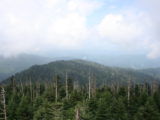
<box><xmin>0</xmin><ymin>54</ymin><xmax>52</xmax><ymax>81</ymax></box>
<box><xmin>139</xmin><ymin>67</ymin><xmax>160</xmax><ymax>79</ymax></box>
<box><xmin>3</xmin><ymin>59</ymin><xmax>159</xmax><ymax>86</ymax></box>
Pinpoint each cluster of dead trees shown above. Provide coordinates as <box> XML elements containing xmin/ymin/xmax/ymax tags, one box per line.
<box><xmin>0</xmin><ymin>72</ymin><xmax>159</xmax><ymax>120</ymax></box>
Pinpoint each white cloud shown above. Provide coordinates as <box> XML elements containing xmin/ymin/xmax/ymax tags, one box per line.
<box><xmin>97</xmin><ymin>11</ymin><xmax>150</xmax><ymax>47</ymax></box>
<box><xmin>0</xmin><ymin>0</ymin><xmax>160</xmax><ymax>59</ymax></box>
<box><xmin>98</xmin><ymin>14</ymin><xmax>142</xmax><ymax>45</ymax></box>
<box><xmin>147</xmin><ymin>42</ymin><xmax>160</xmax><ymax>59</ymax></box>
<box><xmin>138</xmin><ymin>0</ymin><xmax>160</xmax><ymax>59</ymax></box>
<box><xmin>47</xmin><ymin>13</ymin><xmax>88</xmax><ymax>49</ymax></box>
<box><xmin>96</xmin><ymin>9</ymin><xmax>160</xmax><ymax>59</ymax></box>
<box><xmin>67</xmin><ymin>0</ymin><xmax>102</xmax><ymax>15</ymax></box>
<box><xmin>0</xmin><ymin>0</ymin><xmax>101</xmax><ymax>57</ymax></box>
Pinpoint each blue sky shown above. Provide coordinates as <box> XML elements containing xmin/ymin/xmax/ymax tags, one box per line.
<box><xmin>0</xmin><ymin>0</ymin><xmax>160</xmax><ymax>59</ymax></box>
<box><xmin>87</xmin><ymin>0</ymin><xmax>135</xmax><ymax>27</ymax></box>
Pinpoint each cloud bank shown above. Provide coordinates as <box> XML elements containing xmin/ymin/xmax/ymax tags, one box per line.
<box><xmin>0</xmin><ymin>0</ymin><xmax>160</xmax><ymax>59</ymax></box>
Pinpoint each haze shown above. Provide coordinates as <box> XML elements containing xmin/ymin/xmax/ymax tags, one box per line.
<box><xmin>0</xmin><ymin>0</ymin><xmax>160</xmax><ymax>60</ymax></box>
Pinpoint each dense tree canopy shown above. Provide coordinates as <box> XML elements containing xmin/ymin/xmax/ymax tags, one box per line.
<box><xmin>0</xmin><ymin>76</ymin><xmax>160</xmax><ymax>120</ymax></box>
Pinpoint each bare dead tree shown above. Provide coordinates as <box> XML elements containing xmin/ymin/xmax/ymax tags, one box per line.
<box><xmin>151</xmin><ymin>80</ymin><xmax>158</xmax><ymax>95</ymax></box>
<box><xmin>91</xmin><ymin>75</ymin><xmax>96</xmax><ymax>97</ymax></box>
<box><xmin>111</xmin><ymin>84</ymin><xmax>115</xmax><ymax>94</ymax></box>
<box><xmin>116</xmin><ymin>81</ymin><xmax>120</xmax><ymax>94</ymax></box>
<box><xmin>11</xmin><ymin>76</ymin><xmax>16</xmax><ymax>94</ymax></box>
<box><xmin>0</xmin><ymin>87</ymin><xmax>7</xmax><ymax>120</ymax></box>
<box><xmin>73</xmin><ymin>80</ymin><xmax>79</xmax><ymax>91</ymax></box>
<box><xmin>20</xmin><ymin>79</ymin><xmax>24</xmax><ymax>96</ymax></box>
<box><xmin>65</xmin><ymin>72</ymin><xmax>69</xmax><ymax>100</ymax></box>
<box><xmin>128</xmin><ymin>76</ymin><xmax>131</xmax><ymax>105</ymax></box>
<box><xmin>32</xmin><ymin>84</ymin><xmax>35</xmax><ymax>100</ymax></box>
<box><xmin>88</xmin><ymin>72</ymin><xmax>91</xmax><ymax>99</ymax></box>
<box><xmin>75</xmin><ymin>107</ymin><xmax>80</xmax><ymax>120</ymax></box>
<box><xmin>30</xmin><ymin>80</ymin><xmax>33</xmax><ymax>101</ymax></box>
<box><xmin>55</xmin><ymin>75</ymin><xmax>58</xmax><ymax>103</ymax></box>
<box><xmin>36</xmin><ymin>82</ymin><xmax>40</xmax><ymax>97</ymax></box>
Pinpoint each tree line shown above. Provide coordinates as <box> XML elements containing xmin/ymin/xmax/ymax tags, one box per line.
<box><xmin>0</xmin><ymin>74</ymin><xmax>160</xmax><ymax>120</ymax></box>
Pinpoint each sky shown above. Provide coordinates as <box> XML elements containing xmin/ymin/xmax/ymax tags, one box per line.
<box><xmin>0</xmin><ymin>0</ymin><xmax>160</xmax><ymax>59</ymax></box>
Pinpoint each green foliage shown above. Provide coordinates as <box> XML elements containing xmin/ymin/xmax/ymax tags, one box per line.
<box><xmin>134</xmin><ymin>98</ymin><xmax>160</xmax><ymax>120</ymax></box>
<box><xmin>4</xmin><ymin>60</ymin><xmax>159</xmax><ymax>86</ymax></box>
<box><xmin>2</xmin><ymin>60</ymin><xmax>160</xmax><ymax>120</ymax></box>
<box><xmin>17</xmin><ymin>96</ymin><xmax>33</xmax><ymax>120</ymax></box>
<box><xmin>1</xmin><ymin>79</ymin><xmax>160</xmax><ymax>120</ymax></box>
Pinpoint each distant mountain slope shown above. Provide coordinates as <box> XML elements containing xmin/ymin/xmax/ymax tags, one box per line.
<box><xmin>85</xmin><ymin>55</ymin><xmax>160</xmax><ymax>69</ymax></box>
<box><xmin>139</xmin><ymin>68</ymin><xmax>160</xmax><ymax>79</ymax></box>
<box><xmin>0</xmin><ymin>54</ymin><xmax>51</xmax><ymax>81</ymax></box>
<box><xmin>3</xmin><ymin>60</ymin><xmax>158</xmax><ymax>86</ymax></box>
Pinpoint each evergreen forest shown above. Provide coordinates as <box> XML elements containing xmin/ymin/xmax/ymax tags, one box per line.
<box><xmin>1</xmin><ymin>74</ymin><xmax>160</xmax><ymax>120</ymax></box>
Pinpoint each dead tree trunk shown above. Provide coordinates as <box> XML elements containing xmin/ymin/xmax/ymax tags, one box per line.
<box><xmin>11</xmin><ymin>76</ymin><xmax>16</xmax><ymax>94</ymax></box>
<box><xmin>20</xmin><ymin>79</ymin><xmax>24</xmax><ymax>96</ymax></box>
<box><xmin>30</xmin><ymin>80</ymin><xmax>33</xmax><ymax>101</ymax></box>
<box><xmin>88</xmin><ymin>72</ymin><xmax>91</xmax><ymax>99</ymax></box>
<box><xmin>36</xmin><ymin>82</ymin><xmax>40</xmax><ymax>97</ymax></box>
<box><xmin>128</xmin><ymin>77</ymin><xmax>131</xmax><ymax>105</ymax></box>
<box><xmin>73</xmin><ymin>80</ymin><xmax>79</xmax><ymax>91</ymax></box>
<box><xmin>91</xmin><ymin>75</ymin><xmax>96</xmax><ymax>97</ymax></box>
<box><xmin>65</xmin><ymin>72</ymin><xmax>69</xmax><ymax>99</ymax></box>
<box><xmin>1</xmin><ymin>87</ymin><xmax>7</xmax><ymax>120</ymax></box>
<box><xmin>75</xmin><ymin>108</ymin><xmax>80</xmax><ymax>120</ymax></box>
<box><xmin>116</xmin><ymin>81</ymin><xmax>119</xmax><ymax>94</ymax></box>
<box><xmin>55</xmin><ymin>75</ymin><xmax>58</xmax><ymax>103</ymax></box>
<box><xmin>151</xmin><ymin>80</ymin><xmax>158</xmax><ymax>95</ymax></box>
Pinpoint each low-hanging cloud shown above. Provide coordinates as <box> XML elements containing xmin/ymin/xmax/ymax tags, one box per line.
<box><xmin>138</xmin><ymin>0</ymin><xmax>160</xmax><ymax>59</ymax></box>
<box><xmin>96</xmin><ymin>0</ymin><xmax>160</xmax><ymax>59</ymax></box>
<box><xmin>0</xmin><ymin>0</ymin><xmax>101</xmax><ymax>57</ymax></box>
<box><xmin>0</xmin><ymin>0</ymin><xmax>160</xmax><ymax>59</ymax></box>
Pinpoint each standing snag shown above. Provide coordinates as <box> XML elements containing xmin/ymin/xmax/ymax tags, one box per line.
<box><xmin>55</xmin><ymin>75</ymin><xmax>58</xmax><ymax>103</ymax></box>
<box><xmin>75</xmin><ymin>107</ymin><xmax>80</xmax><ymax>120</ymax></box>
<box><xmin>65</xmin><ymin>72</ymin><xmax>69</xmax><ymax>100</ymax></box>
<box><xmin>0</xmin><ymin>87</ymin><xmax>7</xmax><ymax>120</ymax></box>
<box><xmin>88</xmin><ymin>72</ymin><xmax>91</xmax><ymax>99</ymax></box>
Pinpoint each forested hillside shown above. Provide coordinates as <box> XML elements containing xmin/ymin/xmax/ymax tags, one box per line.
<box><xmin>0</xmin><ymin>54</ymin><xmax>51</xmax><ymax>81</ymax></box>
<box><xmin>86</xmin><ymin>55</ymin><xmax>160</xmax><ymax>69</ymax></box>
<box><xmin>0</xmin><ymin>60</ymin><xmax>160</xmax><ymax>120</ymax></box>
<box><xmin>3</xmin><ymin>60</ymin><xmax>159</xmax><ymax>86</ymax></box>
<box><xmin>0</xmin><ymin>78</ymin><xmax>160</xmax><ymax>120</ymax></box>
<box><xmin>140</xmin><ymin>68</ymin><xmax>160</xmax><ymax>79</ymax></box>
